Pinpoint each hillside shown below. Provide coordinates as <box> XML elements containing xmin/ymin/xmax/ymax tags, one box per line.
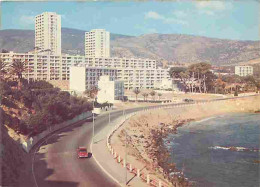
<box><xmin>0</xmin><ymin>28</ymin><xmax>259</xmax><ymax>65</ymax></box>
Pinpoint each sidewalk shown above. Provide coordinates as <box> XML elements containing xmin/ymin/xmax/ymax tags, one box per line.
<box><xmin>91</xmin><ymin>116</ymin><xmax>148</xmax><ymax>187</ymax></box>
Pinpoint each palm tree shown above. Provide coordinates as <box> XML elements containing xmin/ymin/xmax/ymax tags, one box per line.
<box><xmin>133</xmin><ymin>88</ymin><xmax>141</xmax><ymax>102</ymax></box>
<box><xmin>142</xmin><ymin>93</ymin><xmax>148</xmax><ymax>101</ymax></box>
<box><xmin>11</xmin><ymin>59</ymin><xmax>27</xmax><ymax>90</ymax></box>
<box><xmin>158</xmin><ymin>93</ymin><xmax>162</xmax><ymax>101</ymax></box>
<box><xmin>0</xmin><ymin>59</ymin><xmax>8</xmax><ymax>81</ymax></box>
<box><xmin>150</xmin><ymin>90</ymin><xmax>156</xmax><ymax>101</ymax></box>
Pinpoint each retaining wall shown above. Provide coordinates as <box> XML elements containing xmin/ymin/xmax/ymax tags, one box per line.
<box><xmin>105</xmin><ymin>94</ymin><xmax>260</xmax><ymax>187</ymax></box>
<box><xmin>22</xmin><ymin>111</ymin><xmax>92</xmax><ymax>153</ymax></box>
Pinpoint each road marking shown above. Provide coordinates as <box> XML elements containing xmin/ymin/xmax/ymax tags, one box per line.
<box><xmin>31</xmin><ymin>118</ymin><xmax>91</xmax><ymax>187</ymax></box>
<box><xmin>90</xmin><ymin>141</ymin><xmax>124</xmax><ymax>187</ymax></box>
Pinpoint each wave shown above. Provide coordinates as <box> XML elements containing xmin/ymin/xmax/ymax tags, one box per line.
<box><xmin>194</xmin><ymin>116</ymin><xmax>216</xmax><ymax>123</ymax></box>
<box><xmin>209</xmin><ymin>146</ymin><xmax>259</xmax><ymax>152</ymax></box>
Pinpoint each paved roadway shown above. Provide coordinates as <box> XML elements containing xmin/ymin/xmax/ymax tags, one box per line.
<box><xmin>31</xmin><ymin>95</ymin><xmax>257</xmax><ymax>187</ymax></box>
<box><xmin>31</xmin><ymin>107</ymin><xmax>151</xmax><ymax>187</ymax></box>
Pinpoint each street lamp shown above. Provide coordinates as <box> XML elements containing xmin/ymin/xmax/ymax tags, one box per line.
<box><xmin>108</xmin><ymin>109</ymin><xmax>111</xmax><ymax>124</ymax></box>
<box><xmin>119</xmin><ymin>88</ymin><xmax>126</xmax><ymax>119</ymax></box>
<box><xmin>125</xmin><ymin>130</ymin><xmax>127</xmax><ymax>184</ymax></box>
<box><xmin>92</xmin><ymin>97</ymin><xmax>96</xmax><ymax>144</ymax></box>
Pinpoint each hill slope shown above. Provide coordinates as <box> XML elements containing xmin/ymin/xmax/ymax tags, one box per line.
<box><xmin>0</xmin><ymin>28</ymin><xmax>259</xmax><ymax>65</ymax></box>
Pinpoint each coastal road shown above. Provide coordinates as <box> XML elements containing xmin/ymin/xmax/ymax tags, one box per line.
<box><xmin>31</xmin><ymin>107</ymin><xmax>157</xmax><ymax>187</ymax></box>
<box><xmin>30</xmin><ymin>95</ymin><xmax>256</xmax><ymax>187</ymax></box>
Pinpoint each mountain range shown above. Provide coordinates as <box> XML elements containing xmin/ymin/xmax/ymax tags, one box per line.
<box><xmin>0</xmin><ymin>28</ymin><xmax>259</xmax><ymax>66</ymax></box>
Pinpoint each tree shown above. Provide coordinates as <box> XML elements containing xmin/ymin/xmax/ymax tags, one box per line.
<box><xmin>242</xmin><ymin>76</ymin><xmax>259</xmax><ymax>92</ymax></box>
<box><xmin>179</xmin><ymin>71</ymin><xmax>190</xmax><ymax>92</ymax></box>
<box><xmin>1</xmin><ymin>49</ymin><xmax>9</xmax><ymax>53</ymax></box>
<box><xmin>133</xmin><ymin>88</ymin><xmax>141</xmax><ymax>102</ymax></box>
<box><xmin>188</xmin><ymin>63</ymin><xmax>213</xmax><ymax>93</ymax></box>
<box><xmin>150</xmin><ymin>90</ymin><xmax>156</xmax><ymax>101</ymax></box>
<box><xmin>0</xmin><ymin>59</ymin><xmax>8</xmax><ymax>81</ymax></box>
<box><xmin>84</xmin><ymin>86</ymin><xmax>99</xmax><ymax>99</ymax></box>
<box><xmin>215</xmin><ymin>78</ymin><xmax>226</xmax><ymax>94</ymax></box>
<box><xmin>158</xmin><ymin>93</ymin><xmax>162</xmax><ymax>101</ymax></box>
<box><xmin>169</xmin><ymin>67</ymin><xmax>186</xmax><ymax>79</ymax></box>
<box><xmin>11</xmin><ymin>59</ymin><xmax>27</xmax><ymax>90</ymax></box>
<box><xmin>142</xmin><ymin>93</ymin><xmax>148</xmax><ymax>101</ymax></box>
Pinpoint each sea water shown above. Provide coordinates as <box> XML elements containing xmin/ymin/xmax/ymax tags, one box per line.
<box><xmin>167</xmin><ymin>113</ymin><xmax>260</xmax><ymax>187</ymax></box>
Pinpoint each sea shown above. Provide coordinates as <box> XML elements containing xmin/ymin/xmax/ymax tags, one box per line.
<box><xmin>167</xmin><ymin>113</ymin><xmax>260</xmax><ymax>187</ymax></box>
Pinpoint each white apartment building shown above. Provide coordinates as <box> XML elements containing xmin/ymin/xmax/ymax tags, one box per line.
<box><xmin>70</xmin><ymin>66</ymin><xmax>118</xmax><ymax>92</ymax></box>
<box><xmin>83</xmin><ymin>57</ymin><xmax>156</xmax><ymax>69</ymax></box>
<box><xmin>85</xmin><ymin>29</ymin><xmax>110</xmax><ymax>58</ymax></box>
<box><xmin>0</xmin><ymin>52</ymin><xmax>170</xmax><ymax>90</ymax></box>
<box><xmin>0</xmin><ymin>52</ymin><xmax>81</xmax><ymax>81</ymax></box>
<box><xmin>35</xmin><ymin>12</ymin><xmax>61</xmax><ymax>55</ymax></box>
<box><xmin>235</xmin><ymin>66</ymin><xmax>253</xmax><ymax>77</ymax></box>
<box><xmin>97</xmin><ymin>76</ymin><xmax>124</xmax><ymax>104</ymax></box>
<box><xmin>117</xmin><ymin>68</ymin><xmax>170</xmax><ymax>89</ymax></box>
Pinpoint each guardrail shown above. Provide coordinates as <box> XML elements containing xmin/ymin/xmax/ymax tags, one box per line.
<box><xmin>105</xmin><ymin>94</ymin><xmax>259</xmax><ymax>187</ymax></box>
<box><xmin>106</xmin><ymin>108</ymin><xmax>175</xmax><ymax>186</ymax></box>
<box><xmin>21</xmin><ymin>111</ymin><xmax>92</xmax><ymax>153</ymax></box>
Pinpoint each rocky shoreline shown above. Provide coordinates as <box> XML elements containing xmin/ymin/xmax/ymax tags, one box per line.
<box><xmin>147</xmin><ymin>119</ymin><xmax>194</xmax><ymax>186</ymax></box>
<box><xmin>111</xmin><ymin>95</ymin><xmax>260</xmax><ymax>187</ymax></box>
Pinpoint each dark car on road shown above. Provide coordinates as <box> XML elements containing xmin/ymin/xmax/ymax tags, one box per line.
<box><xmin>184</xmin><ymin>98</ymin><xmax>194</xmax><ymax>103</ymax></box>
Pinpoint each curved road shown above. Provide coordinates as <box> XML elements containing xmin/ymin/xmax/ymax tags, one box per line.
<box><xmin>31</xmin><ymin>95</ymin><xmax>254</xmax><ymax>187</ymax></box>
<box><xmin>31</xmin><ymin>107</ymin><xmax>149</xmax><ymax>187</ymax></box>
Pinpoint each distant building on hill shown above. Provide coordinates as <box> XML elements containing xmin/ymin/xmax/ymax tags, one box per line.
<box><xmin>235</xmin><ymin>66</ymin><xmax>253</xmax><ymax>77</ymax></box>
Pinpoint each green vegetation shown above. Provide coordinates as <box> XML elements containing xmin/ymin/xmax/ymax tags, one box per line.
<box><xmin>142</xmin><ymin>93</ymin><xmax>149</xmax><ymax>101</ymax></box>
<box><xmin>1</xmin><ymin>59</ymin><xmax>92</xmax><ymax>136</ymax></box>
<box><xmin>169</xmin><ymin>63</ymin><xmax>260</xmax><ymax>94</ymax></box>
<box><xmin>133</xmin><ymin>88</ymin><xmax>141</xmax><ymax>101</ymax></box>
<box><xmin>150</xmin><ymin>90</ymin><xmax>156</xmax><ymax>101</ymax></box>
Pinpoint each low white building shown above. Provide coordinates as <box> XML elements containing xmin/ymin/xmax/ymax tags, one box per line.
<box><xmin>235</xmin><ymin>66</ymin><xmax>253</xmax><ymax>77</ymax></box>
<box><xmin>69</xmin><ymin>66</ymin><xmax>86</xmax><ymax>92</ymax></box>
<box><xmin>97</xmin><ymin>76</ymin><xmax>124</xmax><ymax>104</ymax></box>
<box><xmin>154</xmin><ymin>78</ymin><xmax>173</xmax><ymax>90</ymax></box>
<box><xmin>69</xmin><ymin>66</ymin><xmax>118</xmax><ymax>93</ymax></box>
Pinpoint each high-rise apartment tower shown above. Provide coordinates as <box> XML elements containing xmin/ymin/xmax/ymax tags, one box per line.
<box><xmin>35</xmin><ymin>12</ymin><xmax>61</xmax><ymax>55</ymax></box>
<box><xmin>85</xmin><ymin>29</ymin><xmax>110</xmax><ymax>58</ymax></box>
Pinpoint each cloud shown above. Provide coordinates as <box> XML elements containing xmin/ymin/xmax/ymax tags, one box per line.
<box><xmin>195</xmin><ymin>1</ymin><xmax>227</xmax><ymax>10</ymax></box>
<box><xmin>19</xmin><ymin>15</ymin><xmax>35</xmax><ymax>26</ymax></box>
<box><xmin>145</xmin><ymin>11</ymin><xmax>187</xmax><ymax>25</ymax></box>
<box><xmin>163</xmin><ymin>18</ymin><xmax>188</xmax><ymax>25</ymax></box>
<box><xmin>145</xmin><ymin>11</ymin><xmax>164</xmax><ymax>20</ymax></box>
<box><xmin>194</xmin><ymin>1</ymin><xmax>232</xmax><ymax>16</ymax></box>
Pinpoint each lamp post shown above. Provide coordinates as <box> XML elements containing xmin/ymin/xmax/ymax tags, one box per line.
<box><xmin>92</xmin><ymin>98</ymin><xmax>95</xmax><ymax>144</ymax></box>
<box><xmin>108</xmin><ymin>110</ymin><xmax>111</xmax><ymax>124</ymax></box>
<box><xmin>125</xmin><ymin>130</ymin><xmax>127</xmax><ymax>184</ymax></box>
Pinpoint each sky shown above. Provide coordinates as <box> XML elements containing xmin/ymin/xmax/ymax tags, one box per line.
<box><xmin>1</xmin><ymin>0</ymin><xmax>259</xmax><ymax>41</ymax></box>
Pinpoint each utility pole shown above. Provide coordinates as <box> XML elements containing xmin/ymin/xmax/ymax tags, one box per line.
<box><xmin>125</xmin><ymin>129</ymin><xmax>127</xmax><ymax>185</ymax></box>
<box><xmin>109</xmin><ymin>111</ymin><xmax>111</xmax><ymax>124</ymax></box>
<box><xmin>92</xmin><ymin>98</ymin><xmax>95</xmax><ymax>144</ymax></box>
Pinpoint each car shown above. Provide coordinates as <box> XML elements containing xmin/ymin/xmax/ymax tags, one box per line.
<box><xmin>184</xmin><ymin>98</ymin><xmax>194</xmax><ymax>103</ymax></box>
<box><xmin>77</xmin><ymin>147</ymin><xmax>88</xmax><ymax>158</ymax></box>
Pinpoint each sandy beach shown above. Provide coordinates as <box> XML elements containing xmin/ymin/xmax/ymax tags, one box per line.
<box><xmin>110</xmin><ymin>95</ymin><xmax>260</xmax><ymax>186</ymax></box>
